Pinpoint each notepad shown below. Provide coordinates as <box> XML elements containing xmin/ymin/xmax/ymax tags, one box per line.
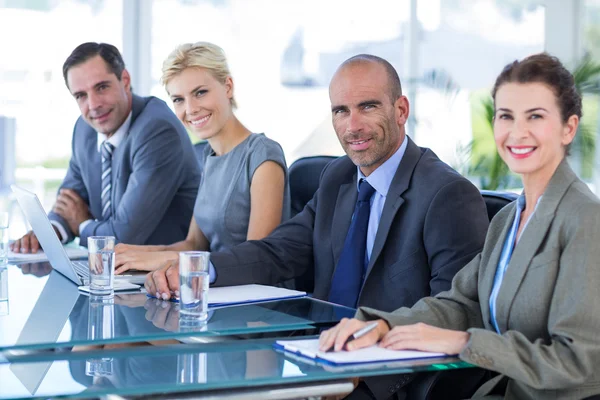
<box><xmin>8</xmin><ymin>247</ymin><xmax>88</xmax><ymax>264</ymax></box>
<box><xmin>147</xmin><ymin>284</ymin><xmax>307</xmax><ymax>307</ymax></box>
<box><xmin>209</xmin><ymin>284</ymin><xmax>306</xmax><ymax>307</ymax></box>
<box><xmin>274</xmin><ymin>339</ymin><xmax>449</xmax><ymax>366</ymax></box>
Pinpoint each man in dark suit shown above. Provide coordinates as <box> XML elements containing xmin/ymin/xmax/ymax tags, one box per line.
<box><xmin>146</xmin><ymin>54</ymin><xmax>489</xmax><ymax>398</ymax></box>
<box><xmin>12</xmin><ymin>42</ymin><xmax>200</xmax><ymax>250</ymax></box>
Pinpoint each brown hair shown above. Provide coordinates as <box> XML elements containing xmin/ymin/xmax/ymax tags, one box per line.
<box><xmin>492</xmin><ymin>53</ymin><xmax>582</xmax><ymax>123</ymax></box>
<box><xmin>63</xmin><ymin>42</ymin><xmax>126</xmax><ymax>88</ymax></box>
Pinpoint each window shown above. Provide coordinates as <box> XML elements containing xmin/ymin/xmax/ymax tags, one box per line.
<box><xmin>0</xmin><ymin>0</ymin><xmax>123</xmax><ymax>233</ymax></box>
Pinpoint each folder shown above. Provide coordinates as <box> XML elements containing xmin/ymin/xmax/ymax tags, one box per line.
<box><xmin>274</xmin><ymin>338</ymin><xmax>450</xmax><ymax>366</ymax></box>
<box><xmin>208</xmin><ymin>284</ymin><xmax>306</xmax><ymax>307</ymax></box>
<box><xmin>148</xmin><ymin>284</ymin><xmax>307</xmax><ymax>307</ymax></box>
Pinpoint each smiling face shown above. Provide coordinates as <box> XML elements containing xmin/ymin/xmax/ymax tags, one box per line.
<box><xmin>66</xmin><ymin>55</ymin><xmax>132</xmax><ymax>136</ymax></box>
<box><xmin>493</xmin><ymin>82</ymin><xmax>578</xmax><ymax>182</ymax></box>
<box><xmin>329</xmin><ymin>62</ymin><xmax>408</xmax><ymax>176</ymax></box>
<box><xmin>165</xmin><ymin>67</ymin><xmax>234</xmax><ymax>140</ymax></box>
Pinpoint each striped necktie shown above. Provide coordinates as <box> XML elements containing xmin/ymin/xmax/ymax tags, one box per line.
<box><xmin>101</xmin><ymin>141</ymin><xmax>115</xmax><ymax>220</ymax></box>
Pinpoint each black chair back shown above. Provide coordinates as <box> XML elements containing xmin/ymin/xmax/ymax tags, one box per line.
<box><xmin>480</xmin><ymin>190</ymin><xmax>518</xmax><ymax>221</ymax></box>
<box><xmin>288</xmin><ymin>156</ymin><xmax>338</xmax><ymax>217</ymax></box>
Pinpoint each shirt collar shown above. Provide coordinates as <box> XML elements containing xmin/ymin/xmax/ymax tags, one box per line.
<box><xmin>357</xmin><ymin>135</ymin><xmax>408</xmax><ymax>197</ymax></box>
<box><xmin>97</xmin><ymin>111</ymin><xmax>132</xmax><ymax>151</ymax></box>
<box><xmin>516</xmin><ymin>193</ymin><xmax>543</xmax><ymax>211</ymax></box>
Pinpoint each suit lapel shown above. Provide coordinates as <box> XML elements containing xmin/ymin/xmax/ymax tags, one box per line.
<box><xmin>111</xmin><ymin>95</ymin><xmax>143</xmax><ymax>199</ymax></box>
<box><xmin>364</xmin><ymin>137</ymin><xmax>420</xmax><ymax>279</ymax></box>
<box><xmin>479</xmin><ymin>205</ymin><xmax>516</xmax><ymax>329</ymax></box>
<box><xmin>331</xmin><ymin>175</ymin><xmax>358</xmax><ymax>268</ymax></box>
<box><xmin>494</xmin><ymin>159</ymin><xmax>577</xmax><ymax>332</ymax></box>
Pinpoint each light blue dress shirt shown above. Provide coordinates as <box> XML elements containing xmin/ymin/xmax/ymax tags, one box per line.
<box><xmin>357</xmin><ymin>136</ymin><xmax>408</xmax><ymax>263</ymax></box>
<box><xmin>489</xmin><ymin>194</ymin><xmax>541</xmax><ymax>333</ymax></box>
<box><xmin>208</xmin><ymin>137</ymin><xmax>408</xmax><ymax>285</ymax></box>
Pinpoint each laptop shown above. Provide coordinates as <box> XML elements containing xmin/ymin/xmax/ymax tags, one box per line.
<box><xmin>11</xmin><ymin>185</ymin><xmax>146</xmax><ymax>286</ymax></box>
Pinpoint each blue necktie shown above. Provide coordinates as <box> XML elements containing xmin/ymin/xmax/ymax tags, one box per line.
<box><xmin>101</xmin><ymin>141</ymin><xmax>115</xmax><ymax>220</ymax></box>
<box><xmin>328</xmin><ymin>179</ymin><xmax>376</xmax><ymax>308</ymax></box>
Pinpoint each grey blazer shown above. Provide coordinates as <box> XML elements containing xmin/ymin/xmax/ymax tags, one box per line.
<box><xmin>357</xmin><ymin>159</ymin><xmax>600</xmax><ymax>399</ymax></box>
<box><xmin>49</xmin><ymin>95</ymin><xmax>201</xmax><ymax>246</ymax></box>
<box><xmin>211</xmin><ymin>136</ymin><xmax>489</xmax><ymax>309</ymax></box>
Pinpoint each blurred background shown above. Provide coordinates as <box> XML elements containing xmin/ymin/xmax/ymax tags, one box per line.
<box><xmin>1</xmin><ymin>0</ymin><xmax>600</xmax><ymax>230</ymax></box>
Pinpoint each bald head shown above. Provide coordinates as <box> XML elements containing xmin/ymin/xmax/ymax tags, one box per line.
<box><xmin>328</xmin><ymin>54</ymin><xmax>409</xmax><ymax>176</ymax></box>
<box><xmin>334</xmin><ymin>54</ymin><xmax>402</xmax><ymax>102</ymax></box>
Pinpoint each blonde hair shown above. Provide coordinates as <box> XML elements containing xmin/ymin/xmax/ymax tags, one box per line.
<box><xmin>161</xmin><ymin>42</ymin><xmax>237</xmax><ymax>108</ymax></box>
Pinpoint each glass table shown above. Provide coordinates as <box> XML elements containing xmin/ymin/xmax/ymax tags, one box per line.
<box><xmin>0</xmin><ymin>337</ymin><xmax>473</xmax><ymax>399</ymax></box>
<box><xmin>0</xmin><ymin>264</ymin><xmax>355</xmax><ymax>352</ymax></box>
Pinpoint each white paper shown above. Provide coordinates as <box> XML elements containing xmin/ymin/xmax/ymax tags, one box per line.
<box><xmin>208</xmin><ymin>284</ymin><xmax>306</xmax><ymax>306</ymax></box>
<box><xmin>8</xmin><ymin>247</ymin><xmax>88</xmax><ymax>263</ymax></box>
<box><xmin>277</xmin><ymin>339</ymin><xmax>447</xmax><ymax>365</ymax></box>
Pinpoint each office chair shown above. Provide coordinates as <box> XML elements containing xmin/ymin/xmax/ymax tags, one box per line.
<box><xmin>407</xmin><ymin>190</ymin><xmax>518</xmax><ymax>399</ymax></box>
<box><xmin>287</xmin><ymin>156</ymin><xmax>337</xmax><ymax>292</ymax></box>
<box><xmin>480</xmin><ymin>190</ymin><xmax>518</xmax><ymax>221</ymax></box>
<box><xmin>288</xmin><ymin>155</ymin><xmax>338</xmax><ymax>217</ymax></box>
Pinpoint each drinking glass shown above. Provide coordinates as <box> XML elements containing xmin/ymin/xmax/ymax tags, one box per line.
<box><xmin>88</xmin><ymin>236</ymin><xmax>115</xmax><ymax>296</ymax></box>
<box><xmin>179</xmin><ymin>251</ymin><xmax>210</xmax><ymax>319</ymax></box>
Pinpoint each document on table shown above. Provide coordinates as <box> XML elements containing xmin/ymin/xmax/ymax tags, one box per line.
<box><xmin>209</xmin><ymin>284</ymin><xmax>306</xmax><ymax>307</ymax></box>
<box><xmin>8</xmin><ymin>246</ymin><xmax>88</xmax><ymax>263</ymax></box>
<box><xmin>148</xmin><ymin>284</ymin><xmax>307</xmax><ymax>307</ymax></box>
<box><xmin>274</xmin><ymin>338</ymin><xmax>449</xmax><ymax>366</ymax></box>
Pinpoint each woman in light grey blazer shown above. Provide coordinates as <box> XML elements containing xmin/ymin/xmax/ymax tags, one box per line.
<box><xmin>320</xmin><ymin>53</ymin><xmax>600</xmax><ymax>399</ymax></box>
<box><xmin>113</xmin><ymin>42</ymin><xmax>290</xmax><ymax>277</ymax></box>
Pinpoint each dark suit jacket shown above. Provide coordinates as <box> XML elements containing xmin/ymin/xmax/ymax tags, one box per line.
<box><xmin>357</xmin><ymin>159</ymin><xmax>600</xmax><ymax>400</ymax></box>
<box><xmin>49</xmin><ymin>95</ymin><xmax>201</xmax><ymax>246</ymax></box>
<box><xmin>211</xmin><ymin>137</ymin><xmax>489</xmax><ymax>311</ymax></box>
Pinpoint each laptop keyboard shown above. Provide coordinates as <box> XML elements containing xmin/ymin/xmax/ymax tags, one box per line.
<box><xmin>72</xmin><ymin>260</ymin><xmax>89</xmax><ymax>278</ymax></box>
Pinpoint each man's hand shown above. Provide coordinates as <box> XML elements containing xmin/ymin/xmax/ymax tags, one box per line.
<box><xmin>145</xmin><ymin>261</ymin><xmax>180</xmax><ymax>300</ymax></box>
<box><xmin>10</xmin><ymin>231</ymin><xmax>42</xmax><ymax>253</ymax></box>
<box><xmin>52</xmin><ymin>189</ymin><xmax>92</xmax><ymax>235</ymax></box>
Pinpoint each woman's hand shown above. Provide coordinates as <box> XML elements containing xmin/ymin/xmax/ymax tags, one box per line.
<box><xmin>115</xmin><ymin>250</ymin><xmax>178</xmax><ymax>275</ymax></box>
<box><xmin>380</xmin><ymin>323</ymin><xmax>470</xmax><ymax>355</ymax></box>
<box><xmin>115</xmin><ymin>243</ymin><xmax>155</xmax><ymax>254</ymax></box>
<box><xmin>319</xmin><ymin>318</ymin><xmax>390</xmax><ymax>352</ymax></box>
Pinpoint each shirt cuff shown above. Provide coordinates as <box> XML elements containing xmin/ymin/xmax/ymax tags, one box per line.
<box><xmin>79</xmin><ymin>219</ymin><xmax>93</xmax><ymax>236</ymax></box>
<box><xmin>209</xmin><ymin>261</ymin><xmax>216</xmax><ymax>284</ymax></box>
<box><xmin>50</xmin><ymin>220</ymin><xmax>68</xmax><ymax>244</ymax></box>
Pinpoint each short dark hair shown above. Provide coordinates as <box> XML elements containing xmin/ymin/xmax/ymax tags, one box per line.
<box><xmin>341</xmin><ymin>54</ymin><xmax>402</xmax><ymax>101</ymax></box>
<box><xmin>62</xmin><ymin>42</ymin><xmax>126</xmax><ymax>86</ymax></box>
<box><xmin>492</xmin><ymin>53</ymin><xmax>582</xmax><ymax>124</ymax></box>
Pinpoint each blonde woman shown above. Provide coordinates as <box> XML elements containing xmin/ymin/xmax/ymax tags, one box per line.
<box><xmin>114</xmin><ymin>42</ymin><xmax>290</xmax><ymax>279</ymax></box>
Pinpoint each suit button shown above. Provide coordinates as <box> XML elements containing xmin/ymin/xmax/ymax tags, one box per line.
<box><xmin>388</xmin><ymin>385</ymin><xmax>395</xmax><ymax>393</ymax></box>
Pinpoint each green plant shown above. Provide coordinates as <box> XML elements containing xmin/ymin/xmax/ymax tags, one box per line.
<box><xmin>458</xmin><ymin>96</ymin><xmax>515</xmax><ymax>190</ymax></box>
